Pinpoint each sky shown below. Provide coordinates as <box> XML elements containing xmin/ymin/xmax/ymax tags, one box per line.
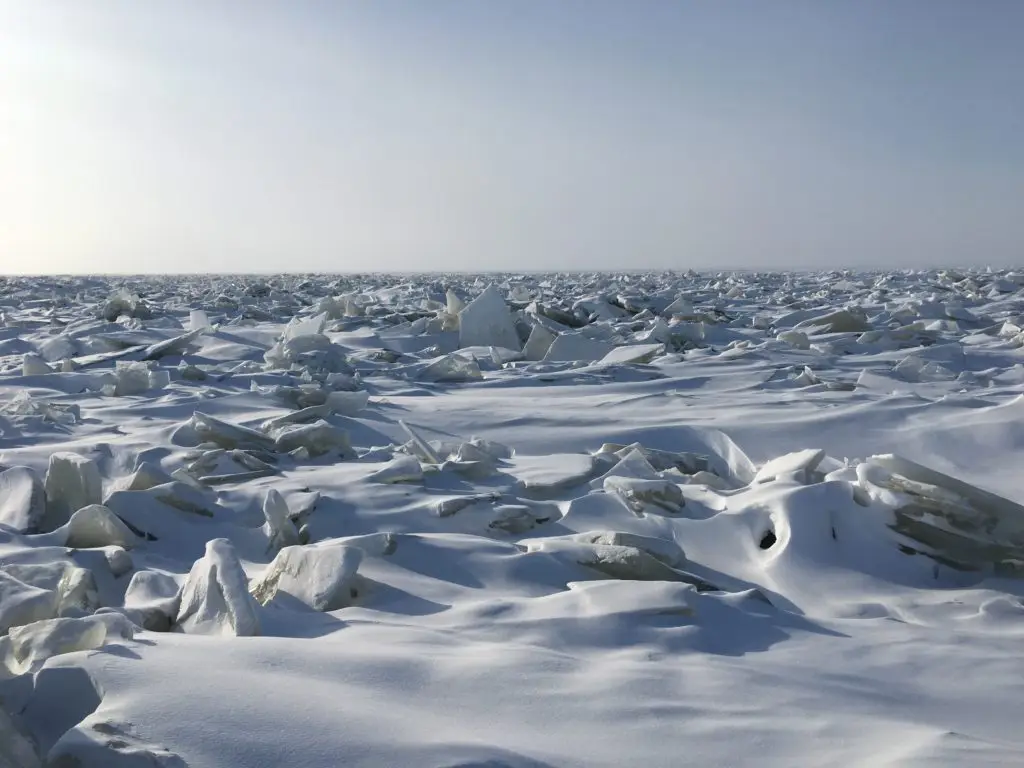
<box><xmin>1</xmin><ymin>1</ymin><xmax>1022</xmax><ymax>274</ymax></box>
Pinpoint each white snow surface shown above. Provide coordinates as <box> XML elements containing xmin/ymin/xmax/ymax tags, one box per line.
<box><xmin>2</xmin><ymin>270</ymin><xmax>1024</xmax><ymax>765</ymax></box>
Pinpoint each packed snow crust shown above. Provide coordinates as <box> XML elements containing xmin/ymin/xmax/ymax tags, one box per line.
<box><xmin>3</xmin><ymin>270</ymin><xmax>1024</xmax><ymax>765</ymax></box>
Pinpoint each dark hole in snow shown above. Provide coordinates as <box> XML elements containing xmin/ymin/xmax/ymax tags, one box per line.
<box><xmin>759</xmin><ymin>529</ymin><xmax>777</xmax><ymax>550</ymax></box>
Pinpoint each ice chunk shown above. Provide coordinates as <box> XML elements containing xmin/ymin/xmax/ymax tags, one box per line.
<box><xmin>398</xmin><ymin>420</ymin><xmax>442</xmax><ymax>464</ymax></box>
<box><xmin>523</xmin><ymin>324</ymin><xmax>557</xmax><ymax>361</ymax></box>
<box><xmin>446</xmin><ymin>289</ymin><xmax>465</xmax><ymax>316</ymax></box>
<box><xmin>603</xmin><ymin>476</ymin><xmax>686</xmax><ymax>515</ymax></box>
<box><xmin>21</xmin><ymin>353</ymin><xmax>52</xmax><ymax>376</ymax></box>
<box><xmin>569</xmin><ymin>531</ymin><xmax>686</xmax><ymax>567</ymax></box>
<box><xmin>101</xmin><ymin>291</ymin><xmax>151</xmax><ymax>321</ymax></box>
<box><xmin>599</xmin><ymin>343</ymin><xmax>665</xmax><ymax>365</ymax></box>
<box><xmin>142</xmin><ymin>327</ymin><xmax>206</xmax><ymax>360</ymax></box>
<box><xmin>271</xmin><ymin>419</ymin><xmax>353</xmax><ymax>457</ymax></box>
<box><xmin>104</xmin><ymin>546</ymin><xmax>133</xmax><ymax>578</ymax></box>
<box><xmin>262</xmin><ymin>489</ymin><xmax>302</xmax><ymax>554</ymax></box>
<box><xmin>326</xmin><ymin>388</ymin><xmax>370</xmax><ymax>416</ymax></box>
<box><xmin>419</xmin><ymin>353</ymin><xmax>483</xmax><ymax>382</ymax></box>
<box><xmin>43</xmin><ymin>452</ymin><xmax>102</xmax><ymax>530</ymax></box>
<box><xmin>2</xmin><ymin>613</ymin><xmax>134</xmax><ymax>675</ymax></box>
<box><xmin>264</xmin><ymin>333</ymin><xmax>349</xmax><ymax>373</ymax></box>
<box><xmin>367</xmin><ymin>456</ymin><xmax>424</xmax><ymax>484</ymax></box>
<box><xmin>175</xmin><ymin>539</ymin><xmax>260</xmax><ymax>636</ymax></box>
<box><xmin>2</xmin><ymin>561</ymin><xmax>99</xmax><ymax>618</ymax></box>
<box><xmin>859</xmin><ymin>454</ymin><xmax>1024</xmax><ymax>575</ymax></box>
<box><xmin>754</xmin><ymin>449</ymin><xmax>826</xmax><ymax>484</ymax></box>
<box><xmin>283</xmin><ymin>312</ymin><xmax>328</xmax><ymax>342</ymax></box>
<box><xmin>109</xmin><ymin>462</ymin><xmax>175</xmax><ymax>494</ymax></box>
<box><xmin>334</xmin><ymin>532</ymin><xmax>398</xmax><ymax>557</ymax></box>
<box><xmin>522</xmin><ymin>538</ymin><xmax>690</xmax><ymax>583</ymax></box>
<box><xmin>458</xmin><ymin>284</ymin><xmax>521</xmax><ymax>351</ymax></box>
<box><xmin>596</xmin><ymin>443</ymin><xmax>710</xmax><ymax>476</ymax></box>
<box><xmin>0</xmin><ymin>571</ymin><xmax>58</xmax><ymax>635</ymax></box>
<box><xmin>250</xmin><ymin>541</ymin><xmax>363</xmax><ymax>611</ymax></box>
<box><xmin>189</xmin><ymin>309</ymin><xmax>211</xmax><ymax>330</ymax></box>
<box><xmin>0</xmin><ymin>466</ymin><xmax>46</xmax><ymax>533</ymax></box>
<box><xmin>591</xmin><ymin>448</ymin><xmax>662</xmax><ymax>487</ymax></box>
<box><xmin>38</xmin><ymin>335</ymin><xmax>76</xmax><ymax>362</ymax></box>
<box><xmin>794</xmin><ymin>308</ymin><xmax>871</xmax><ymax>334</ymax></box>
<box><xmin>63</xmin><ymin>505</ymin><xmax>138</xmax><ymax>549</ymax></box>
<box><xmin>435</xmin><ymin>493</ymin><xmax>500</xmax><ymax>517</ymax></box>
<box><xmin>178</xmin><ymin>411</ymin><xmax>276</xmax><ymax>450</ymax></box>
<box><xmin>109</xmin><ymin>360</ymin><xmax>168</xmax><ymax>396</ymax></box>
<box><xmin>777</xmin><ymin>330</ymin><xmax>811</xmax><ymax>349</ymax></box>
<box><xmin>505</xmin><ymin>453</ymin><xmax>597</xmax><ymax>496</ymax></box>
<box><xmin>663</xmin><ymin>296</ymin><xmax>697</xmax><ymax>317</ymax></box>
<box><xmin>124</xmin><ymin>570</ymin><xmax>182</xmax><ymax>631</ymax></box>
<box><xmin>149</xmin><ymin>481</ymin><xmax>221</xmax><ymax>517</ymax></box>
<box><xmin>1</xmin><ymin>391</ymin><xmax>80</xmax><ymax>427</ymax></box>
<box><xmin>543</xmin><ymin>333</ymin><xmax>615</xmax><ymax>362</ymax></box>
<box><xmin>488</xmin><ymin>504</ymin><xmax>552</xmax><ymax>534</ymax></box>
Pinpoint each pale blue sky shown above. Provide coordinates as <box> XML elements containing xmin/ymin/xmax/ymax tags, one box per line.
<box><xmin>2</xmin><ymin>1</ymin><xmax>1022</xmax><ymax>274</ymax></box>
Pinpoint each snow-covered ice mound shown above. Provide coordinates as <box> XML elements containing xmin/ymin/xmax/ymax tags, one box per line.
<box><xmin>3</xmin><ymin>270</ymin><xmax>1024</xmax><ymax>766</ymax></box>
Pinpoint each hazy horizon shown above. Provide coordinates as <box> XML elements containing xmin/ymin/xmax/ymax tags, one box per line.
<box><xmin>3</xmin><ymin>1</ymin><xmax>1022</xmax><ymax>275</ymax></box>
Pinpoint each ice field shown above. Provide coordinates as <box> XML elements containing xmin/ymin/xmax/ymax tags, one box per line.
<box><xmin>4</xmin><ymin>270</ymin><xmax>1024</xmax><ymax>766</ymax></box>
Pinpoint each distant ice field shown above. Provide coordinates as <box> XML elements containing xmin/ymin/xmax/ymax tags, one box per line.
<box><xmin>3</xmin><ymin>270</ymin><xmax>1024</xmax><ymax>767</ymax></box>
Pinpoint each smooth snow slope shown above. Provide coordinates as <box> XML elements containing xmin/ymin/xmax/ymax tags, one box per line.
<box><xmin>2</xmin><ymin>270</ymin><xmax>1024</xmax><ymax>766</ymax></box>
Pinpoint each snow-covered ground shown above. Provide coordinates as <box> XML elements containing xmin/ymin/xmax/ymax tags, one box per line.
<box><xmin>4</xmin><ymin>270</ymin><xmax>1024</xmax><ymax>767</ymax></box>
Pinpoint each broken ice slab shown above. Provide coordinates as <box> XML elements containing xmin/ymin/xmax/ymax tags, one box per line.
<box><xmin>123</xmin><ymin>570</ymin><xmax>182</xmax><ymax>631</ymax></box>
<box><xmin>542</xmin><ymin>333</ymin><xmax>615</xmax><ymax>362</ymax></box>
<box><xmin>567</xmin><ymin>531</ymin><xmax>687</xmax><ymax>568</ymax></box>
<box><xmin>458</xmin><ymin>284</ymin><xmax>522</xmax><ymax>351</ymax></box>
<box><xmin>598</xmin><ymin>343</ymin><xmax>666</xmax><ymax>366</ymax></box>
<box><xmin>367</xmin><ymin>456</ymin><xmax>424</xmax><ymax>484</ymax></box>
<box><xmin>0</xmin><ymin>466</ymin><xmax>46</xmax><ymax>533</ymax></box>
<box><xmin>418</xmin><ymin>352</ymin><xmax>483</xmax><ymax>382</ymax></box>
<box><xmin>282</xmin><ymin>311</ymin><xmax>328</xmax><ymax>342</ymax></box>
<box><xmin>62</xmin><ymin>505</ymin><xmax>139</xmax><ymax>549</ymax></box>
<box><xmin>42</xmin><ymin>452</ymin><xmax>102</xmax><ymax>531</ymax></box>
<box><xmin>175</xmin><ymin>538</ymin><xmax>260</xmax><ymax>636</ymax></box>
<box><xmin>793</xmin><ymin>308</ymin><xmax>872</xmax><ymax>334</ymax></box>
<box><xmin>107</xmin><ymin>360</ymin><xmax>170</xmax><ymax>396</ymax></box>
<box><xmin>270</xmin><ymin>419</ymin><xmax>354</xmax><ymax>457</ymax></box>
<box><xmin>776</xmin><ymin>330</ymin><xmax>811</xmax><ymax>349</ymax></box>
<box><xmin>142</xmin><ymin>326</ymin><xmax>207</xmax><ymax>360</ymax></box>
<box><xmin>595</xmin><ymin>443</ymin><xmax>711</xmax><ymax>476</ymax></box>
<box><xmin>520</xmin><ymin>535</ymin><xmax>713</xmax><ymax>589</ymax></box>
<box><xmin>21</xmin><ymin>353</ymin><xmax>52</xmax><ymax>375</ymax></box>
<box><xmin>189</xmin><ymin>309</ymin><xmax>211</xmax><ymax>330</ymax></box>
<box><xmin>522</xmin><ymin>324</ymin><xmax>557</xmax><ymax>361</ymax></box>
<box><xmin>435</xmin><ymin>492</ymin><xmax>502</xmax><ymax>517</ymax></box>
<box><xmin>858</xmin><ymin>454</ymin><xmax>1024</xmax><ymax>575</ymax></box>
<box><xmin>1</xmin><ymin>391</ymin><xmax>81</xmax><ymax>427</ymax></box>
<box><xmin>1</xmin><ymin>560</ymin><xmax>99</xmax><ymax>621</ymax></box>
<box><xmin>603</xmin><ymin>476</ymin><xmax>686</xmax><ymax>515</ymax></box>
<box><xmin>2</xmin><ymin>613</ymin><xmax>135</xmax><ymax>675</ymax></box>
<box><xmin>504</xmin><ymin>453</ymin><xmax>598</xmax><ymax>497</ymax></box>
<box><xmin>264</xmin><ymin>333</ymin><xmax>351</xmax><ymax>374</ymax></box>
<box><xmin>175</xmin><ymin>411</ymin><xmax>276</xmax><ymax>451</ymax></box>
<box><xmin>0</xmin><ymin>570</ymin><xmax>60</xmax><ymax>635</ymax></box>
<box><xmin>250</xmin><ymin>541</ymin><xmax>363</xmax><ymax>611</ymax></box>
<box><xmin>753</xmin><ymin>449</ymin><xmax>827</xmax><ymax>485</ymax></box>
<box><xmin>101</xmin><ymin>291</ymin><xmax>151</xmax><ymax>322</ymax></box>
<box><xmin>487</xmin><ymin>504</ymin><xmax>553</xmax><ymax>534</ymax></box>
<box><xmin>262</xmin><ymin>489</ymin><xmax>302</xmax><ymax>554</ymax></box>
<box><xmin>108</xmin><ymin>462</ymin><xmax>175</xmax><ymax>494</ymax></box>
